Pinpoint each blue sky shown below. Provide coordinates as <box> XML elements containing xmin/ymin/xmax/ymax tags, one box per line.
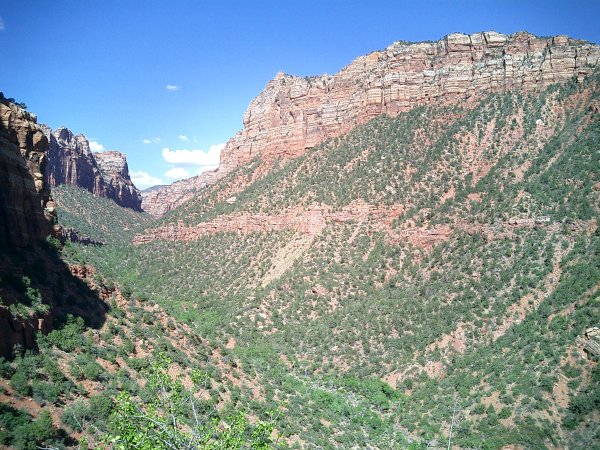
<box><xmin>1</xmin><ymin>1</ymin><xmax>599</xmax><ymax>189</ymax></box>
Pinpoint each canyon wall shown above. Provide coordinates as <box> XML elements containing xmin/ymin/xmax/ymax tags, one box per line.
<box><xmin>142</xmin><ymin>31</ymin><xmax>600</xmax><ymax>217</ymax></box>
<box><xmin>44</xmin><ymin>126</ymin><xmax>143</xmax><ymax>211</ymax></box>
<box><xmin>0</xmin><ymin>97</ymin><xmax>55</xmax><ymax>356</ymax></box>
<box><xmin>0</xmin><ymin>98</ymin><xmax>55</xmax><ymax>248</ymax></box>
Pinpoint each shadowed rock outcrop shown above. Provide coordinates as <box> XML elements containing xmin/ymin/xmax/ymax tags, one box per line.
<box><xmin>0</xmin><ymin>97</ymin><xmax>55</xmax><ymax>248</ymax></box>
<box><xmin>0</xmin><ymin>96</ymin><xmax>108</xmax><ymax>357</ymax></box>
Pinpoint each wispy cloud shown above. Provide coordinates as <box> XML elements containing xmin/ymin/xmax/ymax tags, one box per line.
<box><xmin>89</xmin><ymin>140</ymin><xmax>105</xmax><ymax>152</ymax></box>
<box><xmin>161</xmin><ymin>143</ymin><xmax>224</xmax><ymax>166</ymax></box>
<box><xmin>131</xmin><ymin>171</ymin><xmax>164</xmax><ymax>189</ymax></box>
<box><xmin>165</xmin><ymin>167</ymin><xmax>191</xmax><ymax>180</ymax></box>
<box><xmin>178</xmin><ymin>135</ymin><xmax>189</xmax><ymax>142</ymax></box>
<box><xmin>0</xmin><ymin>18</ymin><xmax>5</xmax><ymax>31</ymax></box>
<box><xmin>165</xmin><ymin>85</ymin><xmax>180</xmax><ymax>91</ymax></box>
<box><xmin>142</xmin><ymin>137</ymin><xmax>161</xmax><ymax>144</ymax></box>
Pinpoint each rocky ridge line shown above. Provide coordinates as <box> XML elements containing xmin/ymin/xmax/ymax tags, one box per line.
<box><xmin>134</xmin><ymin>201</ymin><xmax>403</xmax><ymax>243</ymax></box>
<box><xmin>43</xmin><ymin>126</ymin><xmax>142</xmax><ymax>211</ymax></box>
<box><xmin>141</xmin><ymin>31</ymin><xmax>600</xmax><ymax>217</ymax></box>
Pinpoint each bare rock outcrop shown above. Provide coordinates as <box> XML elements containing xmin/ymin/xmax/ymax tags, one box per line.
<box><xmin>94</xmin><ymin>150</ymin><xmax>142</xmax><ymax>211</ymax></box>
<box><xmin>43</xmin><ymin>126</ymin><xmax>142</xmax><ymax>210</ymax></box>
<box><xmin>142</xmin><ymin>31</ymin><xmax>600</xmax><ymax>217</ymax></box>
<box><xmin>0</xmin><ymin>98</ymin><xmax>55</xmax><ymax>248</ymax></box>
<box><xmin>134</xmin><ymin>201</ymin><xmax>405</xmax><ymax>244</ymax></box>
<box><xmin>141</xmin><ymin>170</ymin><xmax>220</xmax><ymax>217</ymax></box>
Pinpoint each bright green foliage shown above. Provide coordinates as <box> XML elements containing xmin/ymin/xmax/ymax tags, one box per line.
<box><xmin>53</xmin><ymin>184</ymin><xmax>151</xmax><ymax>247</ymax></box>
<box><xmin>106</xmin><ymin>354</ymin><xmax>276</xmax><ymax>449</ymax></box>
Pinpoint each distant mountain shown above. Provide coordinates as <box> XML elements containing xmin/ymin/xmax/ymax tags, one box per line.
<box><xmin>141</xmin><ymin>184</ymin><xmax>167</xmax><ymax>193</ymax></box>
<box><xmin>42</xmin><ymin>125</ymin><xmax>143</xmax><ymax>211</ymax></box>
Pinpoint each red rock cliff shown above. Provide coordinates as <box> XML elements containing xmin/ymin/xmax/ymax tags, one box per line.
<box><xmin>0</xmin><ymin>98</ymin><xmax>55</xmax><ymax>247</ymax></box>
<box><xmin>219</xmin><ymin>32</ymin><xmax>599</xmax><ymax>171</ymax></box>
<box><xmin>141</xmin><ymin>31</ymin><xmax>600</xmax><ymax>217</ymax></box>
<box><xmin>44</xmin><ymin>126</ymin><xmax>142</xmax><ymax>211</ymax></box>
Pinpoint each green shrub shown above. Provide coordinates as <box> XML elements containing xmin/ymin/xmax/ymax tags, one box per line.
<box><xmin>9</xmin><ymin>370</ymin><xmax>30</xmax><ymax>397</ymax></box>
<box><xmin>46</xmin><ymin>314</ymin><xmax>85</xmax><ymax>351</ymax></box>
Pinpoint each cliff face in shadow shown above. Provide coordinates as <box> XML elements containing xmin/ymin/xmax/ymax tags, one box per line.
<box><xmin>0</xmin><ymin>97</ymin><xmax>108</xmax><ymax>357</ymax></box>
<box><xmin>0</xmin><ymin>98</ymin><xmax>55</xmax><ymax>248</ymax></box>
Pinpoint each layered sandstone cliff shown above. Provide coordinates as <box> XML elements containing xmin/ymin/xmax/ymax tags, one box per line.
<box><xmin>94</xmin><ymin>150</ymin><xmax>142</xmax><ymax>211</ymax></box>
<box><xmin>142</xmin><ymin>31</ymin><xmax>600</xmax><ymax>217</ymax></box>
<box><xmin>0</xmin><ymin>98</ymin><xmax>55</xmax><ymax>248</ymax></box>
<box><xmin>44</xmin><ymin>126</ymin><xmax>142</xmax><ymax>211</ymax></box>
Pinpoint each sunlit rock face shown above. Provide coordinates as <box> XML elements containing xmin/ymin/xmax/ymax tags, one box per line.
<box><xmin>219</xmin><ymin>32</ymin><xmax>600</xmax><ymax>173</ymax></box>
<box><xmin>43</xmin><ymin>126</ymin><xmax>142</xmax><ymax>210</ymax></box>
<box><xmin>141</xmin><ymin>32</ymin><xmax>600</xmax><ymax>217</ymax></box>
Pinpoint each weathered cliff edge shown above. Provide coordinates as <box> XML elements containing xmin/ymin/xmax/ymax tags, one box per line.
<box><xmin>43</xmin><ymin>126</ymin><xmax>142</xmax><ymax>211</ymax></box>
<box><xmin>0</xmin><ymin>98</ymin><xmax>55</xmax><ymax>248</ymax></box>
<box><xmin>141</xmin><ymin>31</ymin><xmax>600</xmax><ymax>217</ymax></box>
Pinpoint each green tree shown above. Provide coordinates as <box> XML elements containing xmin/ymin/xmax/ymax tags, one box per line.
<box><xmin>105</xmin><ymin>354</ymin><xmax>277</xmax><ymax>449</ymax></box>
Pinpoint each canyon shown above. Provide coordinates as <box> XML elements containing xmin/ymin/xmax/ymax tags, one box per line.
<box><xmin>1</xmin><ymin>27</ymin><xmax>599</xmax><ymax>448</ymax></box>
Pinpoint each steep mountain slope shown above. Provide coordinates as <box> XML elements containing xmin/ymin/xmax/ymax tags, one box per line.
<box><xmin>77</xmin><ymin>73</ymin><xmax>600</xmax><ymax>448</ymax></box>
<box><xmin>43</xmin><ymin>126</ymin><xmax>142</xmax><ymax>211</ymax></box>
<box><xmin>52</xmin><ymin>184</ymin><xmax>151</xmax><ymax>246</ymax></box>
<box><xmin>142</xmin><ymin>31</ymin><xmax>600</xmax><ymax>217</ymax></box>
<box><xmin>0</xmin><ymin>95</ymin><xmax>59</xmax><ymax>357</ymax></box>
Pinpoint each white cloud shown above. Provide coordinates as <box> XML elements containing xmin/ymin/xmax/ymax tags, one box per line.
<box><xmin>142</xmin><ymin>137</ymin><xmax>161</xmax><ymax>144</ymax></box>
<box><xmin>178</xmin><ymin>135</ymin><xmax>189</xmax><ymax>142</ymax></box>
<box><xmin>0</xmin><ymin>18</ymin><xmax>5</xmax><ymax>31</ymax></box>
<box><xmin>166</xmin><ymin>85</ymin><xmax>180</xmax><ymax>91</ymax></box>
<box><xmin>165</xmin><ymin>167</ymin><xmax>191</xmax><ymax>179</ymax></box>
<box><xmin>142</xmin><ymin>139</ymin><xmax>152</xmax><ymax>144</ymax></box>
<box><xmin>131</xmin><ymin>171</ymin><xmax>164</xmax><ymax>189</ymax></box>
<box><xmin>89</xmin><ymin>140</ymin><xmax>105</xmax><ymax>152</ymax></box>
<box><xmin>161</xmin><ymin>143</ymin><xmax>224</xmax><ymax>166</ymax></box>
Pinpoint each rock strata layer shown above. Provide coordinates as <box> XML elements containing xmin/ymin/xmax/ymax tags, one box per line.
<box><xmin>141</xmin><ymin>31</ymin><xmax>600</xmax><ymax>217</ymax></box>
<box><xmin>134</xmin><ymin>201</ymin><xmax>403</xmax><ymax>243</ymax></box>
<box><xmin>44</xmin><ymin>126</ymin><xmax>142</xmax><ymax>210</ymax></box>
<box><xmin>0</xmin><ymin>98</ymin><xmax>55</xmax><ymax>247</ymax></box>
